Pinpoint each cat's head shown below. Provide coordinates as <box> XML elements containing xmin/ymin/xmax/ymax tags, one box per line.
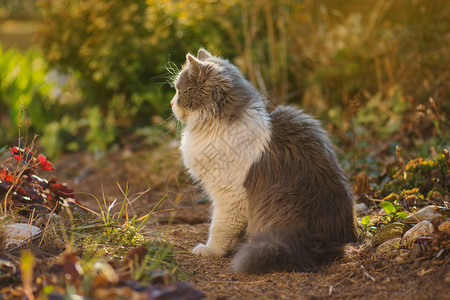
<box><xmin>171</xmin><ymin>49</ymin><xmax>255</xmax><ymax>124</ymax></box>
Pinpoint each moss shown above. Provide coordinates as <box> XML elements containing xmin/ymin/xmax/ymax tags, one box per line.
<box><xmin>372</xmin><ymin>222</ymin><xmax>408</xmax><ymax>246</ymax></box>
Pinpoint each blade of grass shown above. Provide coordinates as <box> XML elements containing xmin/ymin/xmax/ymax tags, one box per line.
<box><xmin>115</xmin><ymin>182</ymin><xmax>130</xmax><ymax>222</ymax></box>
<box><xmin>69</xmin><ymin>222</ymin><xmax>117</xmax><ymax>231</ymax></box>
<box><xmin>136</xmin><ymin>195</ymin><xmax>167</xmax><ymax>231</ymax></box>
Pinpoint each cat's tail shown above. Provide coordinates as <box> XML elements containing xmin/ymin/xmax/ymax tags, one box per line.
<box><xmin>231</xmin><ymin>230</ymin><xmax>346</xmax><ymax>274</ymax></box>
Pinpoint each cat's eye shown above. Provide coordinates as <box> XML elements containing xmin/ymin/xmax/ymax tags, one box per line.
<box><xmin>178</xmin><ymin>90</ymin><xmax>181</xmax><ymax>95</ymax></box>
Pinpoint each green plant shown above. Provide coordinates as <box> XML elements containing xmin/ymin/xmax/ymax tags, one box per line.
<box><xmin>379</xmin><ymin>201</ymin><xmax>407</xmax><ymax>224</ymax></box>
<box><xmin>71</xmin><ymin>183</ymin><xmax>166</xmax><ymax>244</ymax></box>
<box><xmin>128</xmin><ymin>242</ymin><xmax>186</xmax><ymax>283</ymax></box>
<box><xmin>38</xmin><ymin>0</ymin><xmax>181</xmax><ymax>129</ymax></box>
<box><xmin>359</xmin><ymin>215</ymin><xmax>378</xmax><ymax>241</ymax></box>
<box><xmin>0</xmin><ymin>45</ymin><xmax>54</xmax><ymax>145</ymax></box>
<box><xmin>361</xmin><ymin>215</ymin><xmax>377</xmax><ymax>232</ymax></box>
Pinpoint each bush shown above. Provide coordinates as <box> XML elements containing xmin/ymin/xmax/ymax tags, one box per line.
<box><xmin>38</xmin><ymin>0</ymin><xmax>163</xmax><ymax>125</ymax></box>
<box><xmin>0</xmin><ymin>45</ymin><xmax>55</xmax><ymax>144</ymax></box>
<box><xmin>35</xmin><ymin>0</ymin><xmax>448</xmax><ymax>154</ymax></box>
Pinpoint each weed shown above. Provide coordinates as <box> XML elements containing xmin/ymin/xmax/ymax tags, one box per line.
<box><xmin>379</xmin><ymin>201</ymin><xmax>407</xmax><ymax>224</ymax></box>
<box><xmin>361</xmin><ymin>216</ymin><xmax>377</xmax><ymax>233</ymax></box>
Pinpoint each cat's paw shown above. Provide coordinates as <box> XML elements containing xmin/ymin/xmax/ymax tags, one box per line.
<box><xmin>192</xmin><ymin>243</ymin><xmax>224</xmax><ymax>257</ymax></box>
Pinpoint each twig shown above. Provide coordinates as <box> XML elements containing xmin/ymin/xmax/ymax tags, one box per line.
<box><xmin>360</xmin><ymin>264</ymin><xmax>376</xmax><ymax>282</ymax></box>
<box><xmin>444</xmin><ymin>149</ymin><xmax>450</xmax><ymax>173</ymax></box>
<box><xmin>429</xmin><ymin>97</ymin><xmax>448</xmax><ymax>139</ymax></box>
<box><xmin>5</xmin><ymin>231</ymin><xmax>42</xmax><ymax>254</ymax></box>
<box><xmin>39</xmin><ymin>205</ymin><xmax>59</xmax><ymax>246</ymax></box>
<box><xmin>426</xmin><ymin>177</ymin><xmax>450</xmax><ymax>196</ymax></box>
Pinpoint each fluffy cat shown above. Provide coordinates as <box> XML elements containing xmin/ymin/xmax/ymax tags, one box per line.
<box><xmin>171</xmin><ymin>49</ymin><xmax>356</xmax><ymax>273</ymax></box>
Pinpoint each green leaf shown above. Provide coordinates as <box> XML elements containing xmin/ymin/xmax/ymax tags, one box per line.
<box><xmin>380</xmin><ymin>201</ymin><xmax>397</xmax><ymax>214</ymax></box>
<box><xmin>396</xmin><ymin>211</ymin><xmax>408</xmax><ymax>220</ymax></box>
<box><xmin>361</xmin><ymin>216</ymin><xmax>371</xmax><ymax>227</ymax></box>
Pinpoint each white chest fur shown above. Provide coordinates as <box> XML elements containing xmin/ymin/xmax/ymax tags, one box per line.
<box><xmin>180</xmin><ymin>111</ymin><xmax>271</xmax><ymax>195</ymax></box>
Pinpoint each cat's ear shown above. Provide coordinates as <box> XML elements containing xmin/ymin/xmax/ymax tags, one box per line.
<box><xmin>197</xmin><ymin>49</ymin><xmax>212</xmax><ymax>60</ymax></box>
<box><xmin>187</xmin><ymin>54</ymin><xmax>200</xmax><ymax>67</ymax></box>
<box><xmin>187</xmin><ymin>54</ymin><xmax>206</xmax><ymax>81</ymax></box>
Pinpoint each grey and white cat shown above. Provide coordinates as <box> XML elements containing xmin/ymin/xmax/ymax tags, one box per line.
<box><xmin>171</xmin><ymin>49</ymin><xmax>356</xmax><ymax>273</ymax></box>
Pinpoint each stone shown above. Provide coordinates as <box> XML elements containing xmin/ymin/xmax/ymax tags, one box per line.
<box><xmin>393</xmin><ymin>256</ymin><xmax>405</xmax><ymax>263</ymax></box>
<box><xmin>379</xmin><ymin>208</ymin><xmax>388</xmax><ymax>216</ymax></box>
<box><xmin>403</xmin><ymin>205</ymin><xmax>442</xmax><ymax>223</ymax></box>
<box><xmin>409</xmin><ymin>243</ymin><xmax>422</xmax><ymax>259</ymax></box>
<box><xmin>402</xmin><ymin>220</ymin><xmax>434</xmax><ymax>247</ymax></box>
<box><xmin>3</xmin><ymin>223</ymin><xmax>42</xmax><ymax>249</ymax></box>
<box><xmin>398</xmin><ymin>249</ymin><xmax>410</xmax><ymax>259</ymax></box>
<box><xmin>376</xmin><ymin>237</ymin><xmax>402</xmax><ymax>254</ymax></box>
<box><xmin>355</xmin><ymin>203</ymin><xmax>368</xmax><ymax>216</ymax></box>
<box><xmin>438</xmin><ymin>220</ymin><xmax>450</xmax><ymax>234</ymax></box>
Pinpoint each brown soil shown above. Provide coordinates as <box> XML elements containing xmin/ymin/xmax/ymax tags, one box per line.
<box><xmin>52</xmin><ymin>144</ymin><xmax>450</xmax><ymax>300</ymax></box>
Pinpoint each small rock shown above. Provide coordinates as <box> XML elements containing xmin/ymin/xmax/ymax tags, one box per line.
<box><xmin>438</xmin><ymin>220</ymin><xmax>450</xmax><ymax>234</ymax></box>
<box><xmin>54</xmin><ymin>238</ymin><xmax>66</xmax><ymax>249</ymax></box>
<box><xmin>372</xmin><ymin>222</ymin><xmax>408</xmax><ymax>246</ymax></box>
<box><xmin>409</xmin><ymin>243</ymin><xmax>422</xmax><ymax>259</ymax></box>
<box><xmin>402</xmin><ymin>220</ymin><xmax>434</xmax><ymax>247</ymax></box>
<box><xmin>398</xmin><ymin>249</ymin><xmax>410</xmax><ymax>259</ymax></box>
<box><xmin>392</xmin><ymin>250</ymin><xmax>410</xmax><ymax>263</ymax></box>
<box><xmin>376</xmin><ymin>237</ymin><xmax>402</xmax><ymax>254</ymax></box>
<box><xmin>393</xmin><ymin>256</ymin><xmax>405</xmax><ymax>263</ymax></box>
<box><xmin>3</xmin><ymin>223</ymin><xmax>42</xmax><ymax>248</ymax></box>
<box><xmin>403</xmin><ymin>205</ymin><xmax>442</xmax><ymax>223</ymax></box>
<box><xmin>379</xmin><ymin>208</ymin><xmax>388</xmax><ymax>216</ymax></box>
<box><xmin>355</xmin><ymin>203</ymin><xmax>368</xmax><ymax>216</ymax></box>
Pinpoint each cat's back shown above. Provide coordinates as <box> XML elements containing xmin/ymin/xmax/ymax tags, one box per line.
<box><xmin>265</xmin><ymin>105</ymin><xmax>333</xmax><ymax>161</ymax></box>
<box><xmin>245</xmin><ymin>105</ymin><xmax>356</xmax><ymax>242</ymax></box>
<box><xmin>270</xmin><ymin>105</ymin><xmax>327</xmax><ymax>143</ymax></box>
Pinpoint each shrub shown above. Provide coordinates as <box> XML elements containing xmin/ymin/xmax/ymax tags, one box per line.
<box><xmin>0</xmin><ymin>45</ymin><xmax>55</xmax><ymax>144</ymax></box>
<box><xmin>37</xmin><ymin>0</ymin><xmax>204</xmax><ymax>129</ymax></box>
<box><xmin>35</xmin><ymin>0</ymin><xmax>449</xmax><ymax>154</ymax></box>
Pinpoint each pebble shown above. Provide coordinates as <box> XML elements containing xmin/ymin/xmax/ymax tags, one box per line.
<box><xmin>398</xmin><ymin>249</ymin><xmax>410</xmax><ymax>259</ymax></box>
<box><xmin>402</xmin><ymin>220</ymin><xmax>434</xmax><ymax>247</ymax></box>
<box><xmin>409</xmin><ymin>243</ymin><xmax>422</xmax><ymax>259</ymax></box>
<box><xmin>376</xmin><ymin>237</ymin><xmax>402</xmax><ymax>254</ymax></box>
<box><xmin>403</xmin><ymin>205</ymin><xmax>442</xmax><ymax>223</ymax></box>
<box><xmin>438</xmin><ymin>220</ymin><xmax>450</xmax><ymax>234</ymax></box>
<box><xmin>3</xmin><ymin>223</ymin><xmax>42</xmax><ymax>248</ymax></box>
<box><xmin>355</xmin><ymin>203</ymin><xmax>368</xmax><ymax>216</ymax></box>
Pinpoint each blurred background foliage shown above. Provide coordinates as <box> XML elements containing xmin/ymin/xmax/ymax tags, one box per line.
<box><xmin>0</xmin><ymin>0</ymin><xmax>448</xmax><ymax>159</ymax></box>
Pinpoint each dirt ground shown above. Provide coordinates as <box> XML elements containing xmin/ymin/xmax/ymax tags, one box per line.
<box><xmin>52</xmin><ymin>144</ymin><xmax>450</xmax><ymax>300</ymax></box>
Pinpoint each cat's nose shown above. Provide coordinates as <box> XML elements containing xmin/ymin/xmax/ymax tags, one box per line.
<box><xmin>170</xmin><ymin>99</ymin><xmax>174</xmax><ymax>106</ymax></box>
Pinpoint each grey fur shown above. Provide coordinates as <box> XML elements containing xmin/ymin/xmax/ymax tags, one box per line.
<box><xmin>174</xmin><ymin>50</ymin><xmax>263</xmax><ymax>128</ymax></box>
<box><xmin>174</xmin><ymin>49</ymin><xmax>356</xmax><ymax>274</ymax></box>
<box><xmin>232</xmin><ymin>106</ymin><xmax>357</xmax><ymax>273</ymax></box>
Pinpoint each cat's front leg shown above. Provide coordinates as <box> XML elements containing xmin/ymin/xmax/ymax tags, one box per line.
<box><xmin>193</xmin><ymin>200</ymin><xmax>246</xmax><ymax>257</ymax></box>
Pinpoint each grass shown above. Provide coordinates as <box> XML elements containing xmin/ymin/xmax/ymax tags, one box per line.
<box><xmin>0</xmin><ymin>136</ymin><xmax>187</xmax><ymax>299</ymax></box>
<box><xmin>0</xmin><ymin>187</ymin><xmax>184</xmax><ymax>298</ymax></box>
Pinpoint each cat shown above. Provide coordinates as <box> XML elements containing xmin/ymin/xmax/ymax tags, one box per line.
<box><xmin>171</xmin><ymin>49</ymin><xmax>357</xmax><ymax>273</ymax></box>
